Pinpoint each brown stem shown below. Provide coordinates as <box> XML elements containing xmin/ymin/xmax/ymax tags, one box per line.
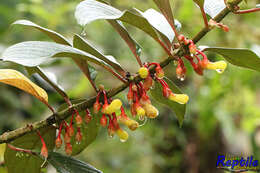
<box><xmin>234</xmin><ymin>8</ymin><xmax>260</xmax><ymax>14</ymax></box>
<box><xmin>156</xmin><ymin>39</ymin><xmax>174</xmax><ymax>58</ymax></box>
<box><xmin>200</xmin><ymin>7</ymin><xmax>209</xmax><ymax>28</ymax></box>
<box><xmin>7</xmin><ymin>144</ymin><xmax>36</xmax><ymax>155</ymax></box>
<box><xmin>102</xmin><ymin>65</ymin><xmax>127</xmax><ymax>83</ymax></box>
<box><xmin>0</xmin><ymin>0</ymin><xmax>244</xmax><ymax>144</ymax></box>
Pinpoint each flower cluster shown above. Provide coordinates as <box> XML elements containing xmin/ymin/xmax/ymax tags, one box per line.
<box><xmin>176</xmin><ymin>35</ymin><xmax>227</xmax><ymax>79</ymax></box>
<box><xmin>55</xmin><ymin>109</ymin><xmax>92</xmax><ymax>155</ymax></box>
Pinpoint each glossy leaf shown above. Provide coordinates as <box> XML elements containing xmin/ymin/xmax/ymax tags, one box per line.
<box><xmin>4</xmin><ymin>127</ymin><xmax>56</xmax><ymax>173</ymax></box>
<box><xmin>150</xmin><ymin>78</ymin><xmax>186</xmax><ymax>126</ymax></box>
<box><xmin>12</xmin><ymin>20</ymin><xmax>71</xmax><ymax>46</ymax></box>
<box><xmin>203</xmin><ymin>0</ymin><xmax>226</xmax><ymax>18</ymax></box>
<box><xmin>0</xmin><ymin>69</ymin><xmax>48</xmax><ymax>105</ymax></box>
<box><xmin>58</xmin><ymin>100</ymin><xmax>100</xmax><ymax>156</ymax></box>
<box><xmin>73</xmin><ymin>35</ymin><xmax>125</xmax><ymax>75</ymax></box>
<box><xmin>47</xmin><ymin>152</ymin><xmax>102</xmax><ymax>173</ymax></box>
<box><xmin>108</xmin><ymin>20</ymin><xmax>142</xmax><ymax>58</ymax></box>
<box><xmin>75</xmin><ymin>0</ymin><xmax>159</xmax><ymax>40</ymax></box>
<box><xmin>204</xmin><ymin>47</ymin><xmax>260</xmax><ymax>72</ymax></box>
<box><xmin>1</xmin><ymin>41</ymin><xmax>111</xmax><ymax>69</ymax></box>
<box><xmin>152</xmin><ymin>0</ymin><xmax>174</xmax><ymax>28</ymax></box>
<box><xmin>135</xmin><ymin>9</ymin><xmax>181</xmax><ymax>42</ymax></box>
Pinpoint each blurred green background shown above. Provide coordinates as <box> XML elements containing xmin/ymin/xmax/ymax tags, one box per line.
<box><xmin>0</xmin><ymin>0</ymin><xmax>260</xmax><ymax>173</ymax></box>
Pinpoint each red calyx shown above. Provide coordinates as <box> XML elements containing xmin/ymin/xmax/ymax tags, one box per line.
<box><xmin>100</xmin><ymin>114</ymin><xmax>108</xmax><ymax>127</ymax></box>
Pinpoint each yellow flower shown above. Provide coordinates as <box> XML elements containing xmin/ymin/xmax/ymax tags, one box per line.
<box><xmin>104</xmin><ymin>99</ymin><xmax>122</xmax><ymax>114</ymax></box>
<box><xmin>169</xmin><ymin>93</ymin><xmax>189</xmax><ymax>104</ymax></box>
<box><xmin>118</xmin><ymin>116</ymin><xmax>139</xmax><ymax>131</ymax></box>
<box><xmin>136</xmin><ymin>106</ymin><xmax>146</xmax><ymax>117</ymax></box>
<box><xmin>206</xmin><ymin>60</ymin><xmax>227</xmax><ymax>73</ymax></box>
<box><xmin>116</xmin><ymin>128</ymin><xmax>129</xmax><ymax>142</ymax></box>
<box><xmin>143</xmin><ymin>103</ymin><xmax>159</xmax><ymax>119</ymax></box>
<box><xmin>138</xmin><ymin>67</ymin><xmax>149</xmax><ymax>79</ymax></box>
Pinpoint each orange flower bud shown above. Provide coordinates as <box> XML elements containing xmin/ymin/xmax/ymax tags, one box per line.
<box><xmin>118</xmin><ymin>115</ymin><xmax>139</xmax><ymax>131</ymax></box>
<box><xmin>93</xmin><ymin>101</ymin><xmax>101</xmax><ymax>114</ymax></box>
<box><xmin>55</xmin><ymin>137</ymin><xmax>62</xmax><ymax>149</ymax></box>
<box><xmin>84</xmin><ymin>112</ymin><xmax>92</xmax><ymax>124</ymax></box>
<box><xmin>155</xmin><ymin>66</ymin><xmax>164</xmax><ymax>79</ymax></box>
<box><xmin>143</xmin><ymin>75</ymin><xmax>153</xmax><ymax>91</ymax></box>
<box><xmin>75</xmin><ymin>114</ymin><xmax>83</xmax><ymax>127</ymax></box>
<box><xmin>67</xmin><ymin>126</ymin><xmax>74</xmax><ymax>137</ymax></box>
<box><xmin>100</xmin><ymin>114</ymin><xmax>107</xmax><ymax>127</ymax></box>
<box><xmin>64</xmin><ymin>131</ymin><xmax>71</xmax><ymax>143</ymax></box>
<box><xmin>65</xmin><ymin>143</ymin><xmax>73</xmax><ymax>156</ymax></box>
<box><xmin>75</xmin><ymin>129</ymin><xmax>82</xmax><ymax>142</ymax></box>
<box><xmin>40</xmin><ymin>144</ymin><xmax>48</xmax><ymax>158</ymax></box>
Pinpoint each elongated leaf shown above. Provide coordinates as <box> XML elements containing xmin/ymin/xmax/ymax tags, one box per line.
<box><xmin>4</xmin><ymin>127</ymin><xmax>56</xmax><ymax>173</ymax></box>
<box><xmin>193</xmin><ymin>0</ymin><xmax>205</xmax><ymax>7</ymax></box>
<box><xmin>150</xmin><ymin>78</ymin><xmax>186</xmax><ymax>126</ymax></box>
<box><xmin>256</xmin><ymin>4</ymin><xmax>260</xmax><ymax>8</ymax></box>
<box><xmin>12</xmin><ymin>20</ymin><xmax>96</xmax><ymax>84</ymax></box>
<box><xmin>0</xmin><ymin>69</ymin><xmax>48</xmax><ymax>105</ymax></box>
<box><xmin>1</xmin><ymin>41</ymin><xmax>111</xmax><ymax>69</ymax></box>
<box><xmin>204</xmin><ymin>47</ymin><xmax>260</xmax><ymax>72</ymax></box>
<box><xmin>203</xmin><ymin>0</ymin><xmax>226</xmax><ymax>18</ymax></box>
<box><xmin>135</xmin><ymin>9</ymin><xmax>181</xmax><ymax>42</ymax></box>
<box><xmin>153</xmin><ymin>0</ymin><xmax>174</xmax><ymax>27</ymax></box>
<box><xmin>26</xmin><ymin>66</ymin><xmax>67</xmax><ymax>97</ymax></box>
<box><xmin>75</xmin><ymin>0</ymin><xmax>159</xmax><ymax>40</ymax></box>
<box><xmin>13</xmin><ymin>20</ymin><xmax>71</xmax><ymax>46</ymax></box>
<box><xmin>58</xmin><ymin>100</ymin><xmax>100</xmax><ymax>156</ymax></box>
<box><xmin>108</xmin><ymin>20</ymin><xmax>142</xmax><ymax>58</ymax></box>
<box><xmin>73</xmin><ymin>35</ymin><xmax>125</xmax><ymax>75</ymax></box>
<box><xmin>47</xmin><ymin>152</ymin><xmax>102</xmax><ymax>173</ymax></box>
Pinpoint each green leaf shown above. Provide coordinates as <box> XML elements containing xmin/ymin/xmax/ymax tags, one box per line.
<box><xmin>203</xmin><ymin>0</ymin><xmax>226</xmax><ymax>18</ymax></box>
<box><xmin>12</xmin><ymin>20</ymin><xmax>94</xmax><ymax>82</ymax></box>
<box><xmin>73</xmin><ymin>35</ymin><xmax>125</xmax><ymax>75</ymax></box>
<box><xmin>1</xmin><ymin>41</ymin><xmax>111</xmax><ymax>69</ymax></box>
<box><xmin>153</xmin><ymin>0</ymin><xmax>174</xmax><ymax>27</ymax></box>
<box><xmin>47</xmin><ymin>152</ymin><xmax>102</xmax><ymax>173</ymax></box>
<box><xmin>75</xmin><ymin>0</ymin><xmax>159</xmax><ymax>40</ymax></box>
<box><xmin>256</xmin><ymin>4</ymin><xmax>260</xmax><ymax>8</ymax></box>
<box><xmin>12</xmin><ymin>20</ymin><xmax>71</xmax><ymax>46</ymax></box>
<box><xmin>150</xmin><ymin>78</ymin><xmax>186</xmax><ymax>126</ymax></box>
<box><xmin>135</xmin><ymin>9</ymin><xmax>181</xmax><ymax>42</ymax></box>
<box><xmin>108</xmin><ymin>20</ymin><xmax>142</xmax><ymax>58</ymax></box>
<box><xmin>193</xmin><ymin>0</ymin><xmax>204</xmax><ymax>8</ymax></box>
<box><xmin>58</xmin><ymin>100</ymin><xmax>100</xmax><ymax>156</ymax></box>
<box><xmin>204</xmin><ymin>47</ymin><xmax>260</xmax><ymax>72</ymax></box>
<box><xmin>4</xmin><ymin>126</ymin><xmax>56</xmax><ymax>173</ymax></box>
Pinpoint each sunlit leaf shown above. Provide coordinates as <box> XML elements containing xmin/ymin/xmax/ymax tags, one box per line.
<box><xmin>12</xmin><ymin>20</ymin><xmax>71</xmax><ymax>46</ymax></box>
<box><xmin>73</xmin><ymin>35</ymin><xmax>125</xmax><ymax>75</ymax></box>
<box><xmin>1</xmin><ymin>41</ymin><xmax>113</xmax><ymax>70</ymax></box>
<box><xmin>47</xmin><ymin>152</ymin><xmax>102</xmax><ymax>173</ymax></box>
<box><xmin>256</xmin><ymin>4</ymin><xmax>260</xmax><ymax>8</ymax></box>
<box><xmin>203</xmin><ymin>0</ymin><xmax>226</xmax><ymax>18</ymax></box>
<box><xmin>150</xmin><ymin>78</ymin><xmax>186</xmax><ymax>126</ymax></box>
<box><xmin>75</xmin><ymin>0</ymin><xmax>159</xmax><ymax>40</ymax></box>
<box><xmin>204</xmin><ymin>47</ymin><xmax>260</xmax><ymax>72</ymax></box>
<box><xmin>135</xmin><ymin>9</ymin><xmax>181</xmax><ymax>42</ymax></box>
<box><xmin>0</xmin><ymin>69</ymin><xmax>48</xmax><ymax>105</ymax></box>
<box><xmin>4</xmin><ymin>127</ymin><xmax>56</xmax><ymax>173</ymax></box>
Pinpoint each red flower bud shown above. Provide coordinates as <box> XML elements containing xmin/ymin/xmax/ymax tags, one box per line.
<box><xmin>85</xmin><ymin>110</ymin><xmax>92</xmax><ymax>124</ymax></box>
<box><xmin>100</xmin><ymin>114</ymin><xmax>107</xmax><ymax>127</ymax></box>
<box><xmin>41</xmin><ymin>144</ymin><xmax>48</xmax><ymax>158</ymax></box>
<box><xmin>55</xmin><ymin>137</ymin><xmax>62</xmax><ymax>149</ymax></box>
<box><xmin>93</xmin><ymin>101</ymin><xmax>101</xmax><ymax>114</ymax></box>
<box><xmin>75</xmin><ymin>128</ymin><xmax>82</xmax><ymax>142</ymax></box>
<box><xmin>75</xmin><ymin>114</ymin><xmax>83</xmax><ymax>127</ymax></box>
<box><xmin>178</xmin><ymin>35</ymin><xmax>185</xmax><ymax>41</ymax></box>
<box><xmin>65</xmin><ymin>143</ymin><xmax>73</xmax><ymax>156</ymax></box>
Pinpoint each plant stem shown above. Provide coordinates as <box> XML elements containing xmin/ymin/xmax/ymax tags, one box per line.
<box><xmin>0</xmin><ymin>0</ymin><xmax>243</xmax><ymax>144</ymax></box>
<box><xmin>102</xmin><ymin>65</ymin><xmax>127</xmax><ymax>83</ymax></box>
<box><xmin>234</xmin><ymin>8</ymin><xmax>260</xmax><ymax>14</ymax></box>
<box><xmin>7</xmin><ymin>144</ymin><xmax>36</xmax><ymax>155</ymax></box>
<box><xmin>200</xmin><ymin>7</ymin><xmax>209</xmax><ymax>28</ymax></box>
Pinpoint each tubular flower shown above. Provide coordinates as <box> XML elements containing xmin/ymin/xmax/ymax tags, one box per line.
<box><xmin>138</xmin><ymin>67</ymin><xmax>149</xmax><ymax>79</ymax></box>
<box><xmin>168</xmin><ymin>93</ymin><xmax>189</xmax><ymax>104</ymax></box>
<box><xmin>118</xmin><ymin>107</ymin><xmax>139</xmax><ymax>131</ymax></box>
<box><xmin>55</xmin><ymin>137</ymin><xmax>62</xmax><ymax>149</ymax></box>
<box><xmin>84</xmin><ymin>109</ymin><xmax>92</xmax><ymax>123</ymax></box>
<box><xmin>75</xmin><ymin>128</ymin><xmax>82</xmax><ymax>142</ymax></box>
<box><xmin>127</xmin><ymin>83</ymin><xmax>134</xmax><ymax>104</ymax></box>
<box><xmin>116</xmin><ymin>128</ymin><xmax>129</xmax><ymax>142</ymax></box>
<box><xmin>93</xmin><ymin>92</ymin><xmax>101</xmax><ymax>114</ymax></box>
<box><xmin>204</xmin><ymin>60</ymin><xmax>227</xmax><ymax>73</ymax></box>
<box><xmin>65</xmin><ymin>143</ymin><xmax>73</xmax><ymax>156</ymax></box>
<box><xmin>104</xmin><ymin>99</ymin><xmax>122</xmax><ymax>114</ymax></box>
<box><xmin>188</xmin><ymin>40</ymin><xmax>197</xmax><ymax>55</ymax></box>
<box><xmin>155</xmin><ymin>65</ymin><xmax>164</xmax><ymax>79</ymax></box>
<box><xmin>135</xmin><ymin>103</ymin><xmax>146</xmax><ymax>118</ymax></box>
<box><xmin>176</xmin><ymin>59</ymin><xmax>187</xmax><ymax>80</ymax></box>
<box><xmin>100</xmin><ymin>114</ymin><xmax>108</xmax><ymax>127</ymax></box>
<box><xmin>143</xmin><ymin>103</ymin><xmax>159</xmax><ymax>119</ymax></box>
